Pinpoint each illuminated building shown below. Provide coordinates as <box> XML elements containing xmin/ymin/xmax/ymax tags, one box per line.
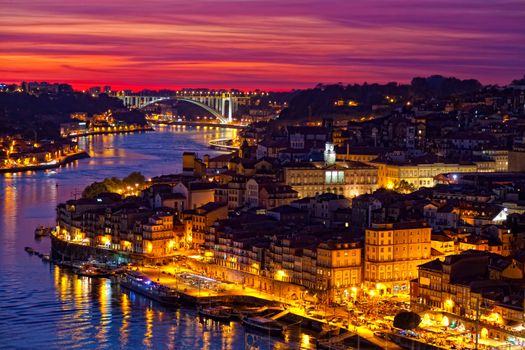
<box><xmin>188</xmin><ymin>202</ymin><xmax>228</xmax><ymax>248</ymax></box>
<box><xmin>282</xmin><ymin>159</ymin><xmax>377</xmax><ymax>199</ymax></box>
<box><xmin>140</xmin><ymin>213</ymin><xmax>179</xmax><ymax>256</ymax></box>
<box><xmin>364</xmin><ymin>221</ymin><xmax>431</xmax><ymax>294</ymax></box>
<box><xmin>411</xmin><ymin>251</ymin><xmax>525</xmax><ymax>345</ymax></box>
<box><xmin>371</xmin><ymin>154</ymin><xmax>479</xmax><ymax>190</ymax></box>
<box><xmin>316</xmin><ymin>241</ymin><xmax>362</xmax><ymax>302</ymax></box>
<box><xmin>55</xmin><ymin>195</ymin><xmax>185</xmax><ymax>262</ymax></box>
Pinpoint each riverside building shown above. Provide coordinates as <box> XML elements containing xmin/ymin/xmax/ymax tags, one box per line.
<box><xmin>364</xmin><ymin>221</ymin><xmax>432</xmax><ymax>294</ymax></box>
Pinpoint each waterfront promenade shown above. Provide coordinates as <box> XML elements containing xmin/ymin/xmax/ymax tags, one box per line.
<box><xmin>63</xmin><ymin>124</ymin><xmax>154</xmax><ymax>138</ymax></box>
<box><xmin>0</xmin><ymin>150</ymin><xmax>89</xmax><ymax>174</ymax></box>
<box><xmin>138</xmin><ymin>263</ymin><xmax>403</xmax><ymax>350</ymax></box>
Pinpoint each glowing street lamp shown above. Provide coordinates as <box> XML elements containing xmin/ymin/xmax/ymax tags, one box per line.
<box><xmin>444</xmin><ymin>299</ymin><xmax>454</xmax><ymax>311</ymax></box>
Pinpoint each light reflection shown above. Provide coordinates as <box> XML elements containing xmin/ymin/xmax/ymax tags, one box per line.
<box><xmin>119</xmin><ymin>292</ymin><xmax>130</xmax><ymax>347</ymax></box>
<box><xmin>1</xmin><ymin>174</ymin><xmax>17</xmax><ymax>242</ymax></box>
<box><xmin>144</xmin><ymin>307</ymin><xmax>154</xmax><ymax>348</ymax></box>
<box><xmin>167</xmin><ymin>323</ymin><xmax>177</xmax><ymax>350</ymax></box>
<box><xmin>70</xmin><ymin>275</ymin><xmax>90</xmax><ymax>344</ymax></box>
<box><xmin>96</xmin><ymin>279</ymin><xmax>111</xmax><ymax>345</ymax></box>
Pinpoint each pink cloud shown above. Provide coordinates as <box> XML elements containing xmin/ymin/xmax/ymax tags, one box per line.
<box><xmin>0</xmin><ymin>0</ymin><xmax>524</xmax><ymax>90</ymax></box>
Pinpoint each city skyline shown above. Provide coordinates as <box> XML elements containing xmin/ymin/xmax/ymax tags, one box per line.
<box><xmin>1</xmin><ymin>0</ymin><xmax>524</xmax><ymax>90</ymax></box>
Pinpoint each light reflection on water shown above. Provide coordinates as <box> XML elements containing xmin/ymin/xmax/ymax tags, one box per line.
<box><xmin>0</xmin><ymin>126</ymin><xmax>313</xmax><ymax>349</ymax></box>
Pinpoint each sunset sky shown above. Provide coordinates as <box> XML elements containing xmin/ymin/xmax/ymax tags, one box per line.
<box><xmin>1</xmin><ymin>0</ymin><xmax>524</xmax><ymax>91</ymax></box>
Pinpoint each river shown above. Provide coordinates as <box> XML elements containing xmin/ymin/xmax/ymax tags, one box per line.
<box><xmin>0</xmin><ymin>126</ymin><xmax>313</xmax><ymax>350</ymax></box>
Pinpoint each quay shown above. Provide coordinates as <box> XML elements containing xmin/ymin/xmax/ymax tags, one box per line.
<box><xmin>65</xmin><ymin>125</ymin><xmax>153</xmax><ymax>138</ymax></box>
<box><xmin>0</xmin><ymin>150</ymin><xmax>89</xmax><ymax>174</ymax></box>
<box><xmin>208</xmin><ymin>137</ymin><xmax>239</xmax><ymax>151</ymax></box>
<box><xmin>148</xmin><ymin>120</ymin><xmax>246</xmax><ymax>130</ymax></box>
<box><xmin>50</xmin><ymin>233</ymin><xmax>402</xmax><ymax>349</ymax></box>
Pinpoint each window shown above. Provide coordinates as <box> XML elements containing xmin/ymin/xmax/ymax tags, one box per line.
<box><xmin>325</xmin><ymin>171</ymin><xmax>344</xmax><ymax>184</ymax></box>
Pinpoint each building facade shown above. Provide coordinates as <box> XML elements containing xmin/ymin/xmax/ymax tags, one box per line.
<box><xmin>364</xmin><ymin>221</ymin><xmax>432</xmax><ymax>294</ymax></box>
<box><xmin>283</xmin><ymin>161</ymin><xmax>377</xmax><ymax>199</ymax></box>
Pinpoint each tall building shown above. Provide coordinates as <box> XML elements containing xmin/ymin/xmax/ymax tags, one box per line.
<box><xmin>364</xmin><ymin>221</ymin><xmax>432</xmax><ymax>294</ymax></box>
<box><xmin>316</xmin><ymin>241</ymin><xmax>362</xmax><ymax>303</ymax></box>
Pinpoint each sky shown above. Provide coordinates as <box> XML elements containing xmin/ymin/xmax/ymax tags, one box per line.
<box><xmin>1</xmin><ymin>0</ymin><xmax>524</xmax><ymax>91</ymax></box>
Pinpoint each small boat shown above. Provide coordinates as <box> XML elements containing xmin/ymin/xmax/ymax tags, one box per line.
<box><xmin>241</xmin><ymin>316</ymin><xmax>284</xmax><ymax>336</ymax></box>
<box><xmin>24</xmin><ymin>247</ymin><xmax>34</xmax><ymax>254</ymax></box>
<box><xmin>36</xmin><ymin>252</ymin><xmax>44</xmax><ymax>258</ymax></box>
<box><xmin>34</xmin><ymin>226</ymin><xmax>52</xmax><ymax>237</ymax></box>
<box><xmin>75</xmin><ymin>265</ymin><xmax>111</xmax><ymax>278</ymax></box>
<box><xmin>42</xmin><ymin>254</ymin><xmax>51</xmax><ymax>262</ymax></box>
<box><xmin>198</xmin><ymin>306</ymin><xmax>232</xmax><ymax>321</ymax></box>
<box><xmin>119</xmin><ymin>271</ymin><xmax>179</xmax><ymax>305</ymax></box>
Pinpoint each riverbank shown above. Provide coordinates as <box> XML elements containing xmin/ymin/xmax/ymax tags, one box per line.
<box><xmin>0</xmin><ymin>150</ymin><xmax>89</xmax><ymax>174</ymax></box>
<box><xmin>148</xmin><ymin>120</ymin><xmax>246</xmax><ymax>129</ymax></box>
<box><xmin>49</xmin><ymin>233</ymin><xmax>400</xmax><ymax>349</ymax></box>
<box><xmin>65</xmin><ymin>125</ymin><xmax>154</xmax><ymax>138</ymax></box>
<box><xmin>208</xmin><ymin>137</ymin><xmax>239</xmax><ymax>151</ymax></box>
<box><xmin>138</xmin><ymin>266</ymin><xmax>400</xmax><ymax>349</ymax></box>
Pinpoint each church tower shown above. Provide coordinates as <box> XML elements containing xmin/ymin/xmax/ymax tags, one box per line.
<box><xmin>324</xmin><ymin>142</ymin><xmax>336</xmax><ymax>165</ymax></box>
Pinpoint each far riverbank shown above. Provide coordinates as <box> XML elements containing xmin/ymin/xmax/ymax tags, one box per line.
<box><xmin>0</xmin><ymin>150</ymin><xmax>89</xmax><ymax>174</ymax></box>
<box><xmin>64</xmin><ymin>125</ymin><xmax>154</xmax><ymax>138</ymax></box>
<box><xmin>147</xmin><ymin>120</ymin><xmax>246</xmax><ymax>130</ymax></box>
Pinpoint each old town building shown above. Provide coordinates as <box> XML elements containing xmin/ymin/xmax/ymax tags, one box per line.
<box><xmin>364</xmin><ymin>221</ymin><xmax>432</xmax><ymax>294</ymax></box>
<box><xmin>283</xmin><ymin>161</ymin><xmax>377</xmax><ymax>199</ymax></box>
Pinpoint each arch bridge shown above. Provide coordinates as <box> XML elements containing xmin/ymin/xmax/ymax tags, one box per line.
<box><xmin>116</xmin><ymin>92</ymin><xmax>250</xmax><ymax>124</ymax></box>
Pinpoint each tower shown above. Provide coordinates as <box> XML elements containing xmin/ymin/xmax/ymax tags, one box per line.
<box><xmin>239</xmin><ymin>139</ymin><xmax>251</xmax><ymax>159</ymax></box>
<box><xmin>324</xmin><ymin>142</ymin><xmax>336</xmax><ymax>166</ymax></box>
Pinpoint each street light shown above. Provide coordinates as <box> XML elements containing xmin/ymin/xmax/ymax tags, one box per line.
<box><xmin>445</xmin><ymin>299</ymin><xmax>454</xmax><ymax>312</ymax></box>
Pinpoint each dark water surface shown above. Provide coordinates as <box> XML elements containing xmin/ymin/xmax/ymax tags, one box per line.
<box><xmin>0</xmin><ymin>126</ymin><xmax>312</xmax><ymax>350</ymax></box>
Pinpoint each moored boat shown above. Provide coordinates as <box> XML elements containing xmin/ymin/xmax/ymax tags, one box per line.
<box><xmin>241</xmin><ymin>316</ymin><xmax>284</xmax><ymax>336</ymax></box>
<box><xmin>42</xmin><ymin>254</ymin><xmax>51</xmax><ymax>262</ymax></box>
<box><xmin>24</xmin><ymin>247</ymin><xmax>34</xmax><ymax>254</ymax></box>
<box><xmin>119</xmin><ymin>271</ymin><xmax>179</xmax><ymax>305</ymax></box>
<box><xmin>198</xmin><ymin>306</ymin><xmax>232</xmax><ymax>321</ymax></box>
<box><xmin>75</xmin><ymin>264</ymin><xmax>111</xmax><ymax>278</ymax></box>
<box><xmin>34</xmin><ymin>226</ymin><xmax>52</xmax><ymax>237</ymax></box>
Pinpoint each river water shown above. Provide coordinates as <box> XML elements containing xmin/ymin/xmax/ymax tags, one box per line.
<box><xmin>0</xmin><ymin>126</ymin><xmax>314</xmax><ymax>350</ymax></box>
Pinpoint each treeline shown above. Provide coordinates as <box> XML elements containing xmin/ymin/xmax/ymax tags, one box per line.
<box><xmin>277</xmin><ymin>75</ymin><xmax>490</xmax><ymax>121</ymax></box>
<box><xmin>278</xmin><ymin>82</ymin><xmax>407</xmax><ymax>121</ymax></box>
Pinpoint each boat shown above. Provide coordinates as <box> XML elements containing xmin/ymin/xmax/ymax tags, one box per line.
<box><xmin>119</xmin><ymin>271</ymin><xmax>179</xmax><ymax>305</ymax></box>
<box><xmin>198</xmin><ymin>306</ymin><xmax>233</xmax><ymax>321</ymax></box>
<box><xmin>42</xmin><ymin>254</ymin><xmax>51</xmax><ymax>262</ymax></box>
<box><xmin>24</xmin><ymin>247</ymin><xmax>34</xmax><ymax>254</ymax></box>
<box><xmin>241</xmin><ymin>316</ymin><xmax>284</xmax><ymax>336</ymax></box>
<box><xmin>34</xmin><ymin>226</ymin><xmax>52</xmax><ymax>237</ymax></box>
<box><xmin>75</xmin><ymin>264</ymin><xmax>111</xmax><ymax>278</ymax></box>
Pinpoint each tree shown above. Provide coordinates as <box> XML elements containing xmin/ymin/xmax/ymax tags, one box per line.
<box><xmin>81</xmin><ymin>172</ymin><xmax>145</xmax><ymax>198</ymax></box>
<box><xmin>82</xmin><ymin>182</ymin><xmax>108</xmax><ymax>198</ymax></box>
<box><xmin>123</xmin><ymin>172</ymin><xmax>145</xmax><ymax>186</ymax></box>
<box><xmin>511</xmin><ymin>75</ymin><xmax>525</xmax><ymax>86</ymax></box>
<box><xmin>393</xmin><ymin>311</ymin><xmax>421</xmax><ymax>330</ymax></box>
<box><xmin>394</xmin><ymin>180</ymin><xmax>416</xmax><ymax>193</ymax></box>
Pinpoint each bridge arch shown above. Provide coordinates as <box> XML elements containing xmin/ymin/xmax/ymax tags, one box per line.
<box><xmin>140</xmin><ymin>97</ymin><xmax>229</xmax><ymax>124</ymax></box>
